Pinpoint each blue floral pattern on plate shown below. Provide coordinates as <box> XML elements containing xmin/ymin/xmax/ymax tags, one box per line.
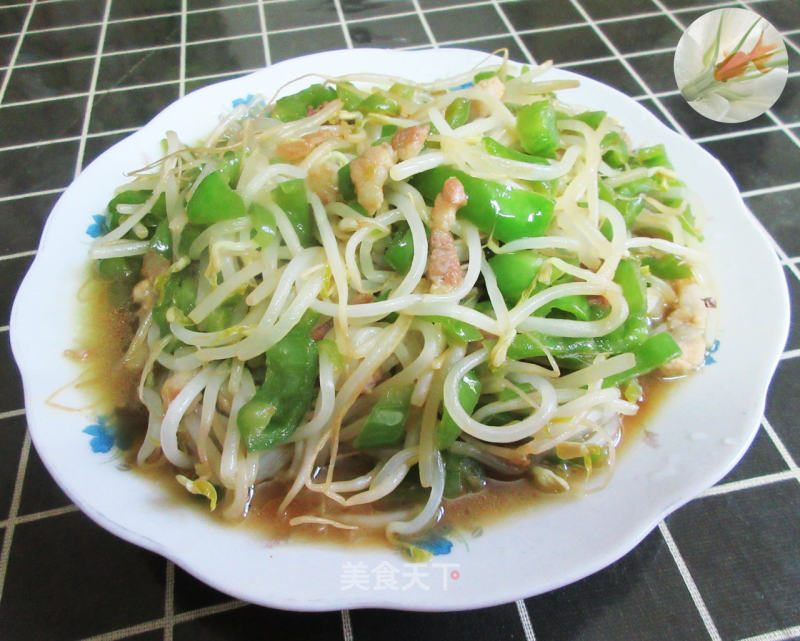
<box><xmin>83</xmin><ymin>414</ymin><xmax>135</xmax><ymax>456</ymax></box>
<box><xmin>85</xmin><ymin>214</ymin><xmax>107</xmax><ymax>238</ymax></box>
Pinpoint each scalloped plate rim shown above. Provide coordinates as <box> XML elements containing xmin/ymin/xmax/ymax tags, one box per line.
<box><xmin>9</xmin><ymin>48</ymin><xmax>790</xmax><ymax>612</ymax></box>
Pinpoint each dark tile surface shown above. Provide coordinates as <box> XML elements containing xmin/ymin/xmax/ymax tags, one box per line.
<box><xmin>186</xmin><ymin>34</ymin><xmax>265</xmax><ymax>76</ymax></box>
<box><xmin>667</xmin><ymin>4</ymin><xmax>735</xmax><ymax>29</ymax></box>
<box><xmin>626</xmin><ymin>50</ymin><xmax>677</xmax><ymax>94</ymax></box>
<box><xmin>4</xmin><ymin>58</ymin><xmax>94</xmax><ymax>102</ymax></box>
<box><xmin>350</xmin><ymin>14</ymin><xmax>428</xmax><ymax>48</ymax></box>
<box><xmin>580</xmin><ymin>0</ymin><xmax>657</xmax><ymax>20</ymax></box>
<box><xmin>186</xmin><ymin>4</ymin><xmax>261</xmax><ymax>42</ymax></box>
<box><xmin>352</xmin><ymin>603</ymin><xmax>526</xmax><ymax>640</ymax></box>
<box><xmin>666</xmin><ymin>483</ymin><xmax>800</xmax><ymax>641</ymax></box>
<box><xmin>83</xmin><ymin>130</ymin><xmax>132</xmax><ymax>169</ymax></box>
<box><xmin>119</xmin><ymin>632</ymin><xmax>164</xmax><ymax>641</ymax></box>
<box><xmin>17</xmin><ymin>444</ymin><xmax>72</xmax><ymax>516</ymax></box>
<box><xmin>660</xmin><ymin>0</ymin><xmax>729</xmax><ymax>7</ymax></box>
<box><xmin>425</xmin><ymin>5</ymin><xmax>505</xmax><ymax>42</ymax></box>
<box><xmin>29</xmin><ymin>0</ymin><xmax>104</xmax><ymax>30</ymax></box>
<box><xmin>89</xmin><ymin>84</ymin><xmax>180</xmax><ymax>133</ymax></box>
<box><xmin>525</xmin><ymin>529</ymin><xmax>709</xmax><ymax>641</ymax></box>
<box><xmin>0</xmin><ymin>6</ymin><xmax>27</xmax><ymax>35</ymax></box>
<box><xmin>661</xmin><ymin>93</ymin><xmax>775</xmax><ymax>139</ymax></box>
<box><xmin>700</xmin><ymin>130</ymin><xmax>800</xmax><ymax>192</ymax></box>
<box><xmin>753</xmin><ymin>0</ymin><xmax>800</xmax><ymax>32</ymax></box>
<box><xmin>417</xmin><ymin>0</ymin><xmax>468</xmax><ymax>7</ymax></box>
<box><xmin>109</xmin><ymin>0</ymin><xmax>180</xmax><ymax>20</ymax></box>
<box><xmin>0</xmin><ymin>414</ymin><xmax>25</xmax><ymax>521</ymax></box>
<box><xmin>499</xmin><ymin>0</ymin><xmax>582</xmax><ymax>30</ymax></box>
<box><xmin>0</xmin><ymin>191</ymin><xmax>59</xmax><ymax>254</ymax></box>
<box><xmin>521</xmin><ymin>25</ymin><xmax>610</xmax><ymax>64</ymax></box>
<box><xmin>445</xmin><ymin>35</ymin><xmax>526</xmax><ymax>64</ymax></box>
<box><xmin>173</xmin><ymin>565</ymin><xmax>231</xmax><ymax>613</ymax></box>
<box><xmin>765</xmin><ymin>356</ymin><xmax>800</xmax><ymax>462</ymax></box>
<box><xmin>0</xmin><ymin>511</ymin><xmax>166</xmax><ymax>640</ymax></box>
<box><xmin>104</xmin><ymin>15</ymin><xmax>181</xmax><ymax>53</ymax></box>
<box><xmin>779</xmin><ymin>268</ymin><xmax>800</xmax><ymax>352</ymax></box>
<box><xmin>188</xmin><ymin>0</ymin><xmax>237</xmax><ymax>9</ymax></box>
<box><xmin>269</xmin><ymin>26</ymin><xmax>347</xmax><ymax>63</ymax></box>
<box><xmin>0</xmin><ymin>254</ymin><xmax>32</xmax><ymax>325</ymax></box>
<box><xmin>746</xmin><ymin>187</ymin><xmax>800</xmax><ymax>258</ymax></box>
<box><xmin>263</xmin><ymin>0</ymin><xmax>340</xmax><ymax>32</ymax></box>
<box><xmin>98</xmin><ymin>47</ymin><xmax>181</xmax><ymax>90</ymax></box>
<box><xmin>0</xmin><ymin>140</ymin><xmax>79</xmax><ymax>197</ymax></box>
<box><xmin>771</xmin><ymin>75</ymin><xmax>800</xmax><ymax>124</ymax></box>
<box><xmin>717</xmin><ymin>425</ymin><xmax>789</xmax><ymax>485</ymax></box>
<box><xmin>17</xmin><ymin>24</ymin><xmax>100</xmax><ymax>63</ymax></box>
<box><xmin>0</xmin><ymin>333</ymin><xmax>23</xmax><ymax>414</ymax></box>
<box><xmin>636</xmin><ymin>97</ymin><xmax>678</xmax><ymax>130</ymax></box>
<box><xmin>600</xmin><ymin>14</ymin><xmax>682</xmax><ymax>55</ymax></box>
<box><xmin>185</xmin><ymin>70</ymin><xmax>250</xmax><ymax>94</ymax></box>
<box><xmin>342</xmin><ymin>0</ymin><xmax>415</xmax><ymax>20</ymax></box>
<box><xmin>173</xmin><ymin>605</ymin><xmax>341</xmax><ymax>640</ymax></box>
<box><xmin>567</xmin><ymin>58</ymin><xmax>643</xmax><ymax>96</ymax></box>
<box><xmin>0</xmin><ymin>33</ymin><xmax>14</xmax><ymax>68</ymax></box>
<box><xmin>0</xmin><ymin>96</ymin><xmax>85</xmax><ymax>147</ymax></box>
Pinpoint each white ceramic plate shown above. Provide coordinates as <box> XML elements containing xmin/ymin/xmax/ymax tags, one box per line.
<box><xmin>10</xmin><ymin>48</ymin><xmax>789</xmax><ymax>611</ymax></box>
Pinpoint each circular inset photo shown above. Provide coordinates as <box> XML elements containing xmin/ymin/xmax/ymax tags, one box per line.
<box><xmin>674</xmin><ymin>8</ymin><xmax>788</xmax><ymax>123</ymax></box>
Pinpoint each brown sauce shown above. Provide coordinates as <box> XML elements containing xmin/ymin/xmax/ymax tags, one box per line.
<box><xmin>79</xmin><ymin>272</ymin><xmax>675</xmax><ymax>549</ymax></box>
<box><xmin>71</xmin><ymin>273</ymin><xmax>142</xmax><ymax>414</ymax></box>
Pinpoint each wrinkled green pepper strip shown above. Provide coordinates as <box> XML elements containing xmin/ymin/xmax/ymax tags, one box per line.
<box><xmin>271</xmin><ymin>179</ymin><xmax>316</xmax><ymax>248</ymax></box>
<box><xmin>272</xmin><ymin>84</ymin><xmax>337</xmax><ymax>122</ymax></box>
<box><xmin>178</xmin><ymin>223</ymin><xmax>203</xmax><ymax>257</ymax></box>
<box><xmin>642</xmin><ymin>254</ymin><xmax>692</xmax><ymax>280</ymax></box>
<box><xmin>216</xmin><ymin>150</ymin><xmax>241</xmax><ymax>187</ymax></box>
<box><xmin>556</xmin><ymin>109</ymin><xmax>606</xmax><ymax>130</ymax></box>
<box><xmin>421</xmin><ymin>316</ymin><xmax>482</xmax><ymax>344</ymax></box>
<box><xmin>248</xmin><ymin>202</ymin><xmax>278</xmax><ymax>248</ymax></box>
<box><xmin>384</xmin><ymin>223</ymin><xmax>430</xmax><ymax>274</ymax></box>
<box><xmin>96</xmin><ymin>255</ymin><xmax>141</xmax><ymax>282</ymax></box>
<box><xmin>635</xmin><ymin>144</ymin><xmax>671</xmax><ymax>169</ymax></box>
<box><xmin>473</xmin><ymin>70</ymin><xmax>496</xmax><ymax>83</ymax></box>
<box><xmin>437</xmin><ymin>370</ymin><xmax>482</xmax><ymax>450</ymax></box>
<box><xmin>199</xmin><ymin>294</ymin><xmax>242</xmax><ymax>333</ymax></box>
<box><xmin>534</xmin><ymin>294</ymin><xmax>591</xmax><ymax>321</ymax></box>
<box><xmin>596</xmin><ymin>258</ymin><xmax>648</xmax><ymax>350</ymax></box>
<box><xmin>152</xmin><ymin>269</ymin><xmax>197</xmax><ymax>336</ymax></box>
<box><xmin>411</xmin><ymin>166</ymin><xmax>554</xmax><ymax>243</ymax></box>
<box><xmin>358</xmin><ymin>93</ymin><xmax>401</xmax><ymax>116</ymax></box>
<box><xmin>353</xmin><ymin>385</ymin><xmax>413</xmax><ymax>449</ymax></box>
<box><xmin>615</xmin><ymin>176</ymin><xmax>659</xmax><ymax>198</ymax></box>
<box><xmin>598</xmin><ymin>180</ymin><xmax>645</xmax><ymax>230</ymax></box>
<box><xmin>443</xmin><ymin>452</ymin><xmax>487</xmax><ymax>499</ymax></box>
<box><xmin>489</xmin><ymin>250</ymin><xmax>545</xmax><ymax>304</ymax></box>
<box><xmin>507</xmin><ymin>258</ymin><xmax>647</xmax><ymax>359</ymax></box>
<box><xmin>106</xmin><ymin>190</ymin><xmax>166</xmax><ymax>231</ymax></box>
<box><xmin>516</xmin><ymin>101</ymin><xmax>559</xmax><ymax>156</ymax></box>
<box><xmin>338</xmin><ymin>162</ymin><xmax>356</xmax><ymax>201</ymax></box>
<box><xmin>482</xmin><ymin>136</ymin><xmax>549</xmax><ymax>164</ymax></box>
<box><xmin>603</xmin><ymin>332</ymin><xmax>682</xmax><ymax>387</ymax></box>
<box><xmin>187</xmin><ymin>172</ymin><xmax>247</xmax><ymax>224</ymax></box>
<box><xmin>601</xmin><ymin>131</ymin><xmax>629</xmax><ymax>169</ymax></box>
<box><xmin>384</xmin><ymin>226</ymin><xmax>414</xmax><ymax>273</ymax></box>
<box><xmin>445</xmin><ymin>98</ymin><xmax>471</xmax><ymax>128</ymax></box>
<box><xmin>389</xmin><ymin>83</ymin><xmax>415</xmax><ymax>100</ymax></box>
<box><xmin>336</xmin><ymin>82</ymin><xmax>364</xmax><ymax>111</ymax></box>
<box><xmin>237</xmin><ymin>314</ymin><xmax>320</xmax><ymax>451</ymax></box>
<box><xmin>150</xmin><ymin>219</ymin><xmax>172</xmax><ymax>258</ymax></box>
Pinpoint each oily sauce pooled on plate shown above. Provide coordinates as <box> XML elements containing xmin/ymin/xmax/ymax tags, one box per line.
<box><xmin>78</xmin><ymin>273</ymin><xmax>671</xmax><ymax>549</ymax></box>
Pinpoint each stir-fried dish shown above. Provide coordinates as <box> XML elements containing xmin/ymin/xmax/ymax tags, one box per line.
<box><xmin>89</xmin><ymin>57</ymin><xmax>716</xmax><ymax>552</ymax></box>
